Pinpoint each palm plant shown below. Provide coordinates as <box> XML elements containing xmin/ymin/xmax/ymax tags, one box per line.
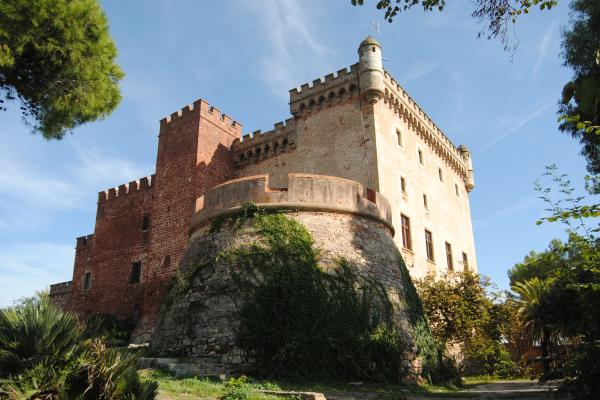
<box><xmin>0</xmin><ymin>297</ymin><xmax>158</xmax><ymax>399</ymax></box>
<box><xmin>512</xmin><ymin>277</ymin><xmax>553</xmax><ymax>376</ymax></box>
<box><xmin>0</xmin><ymin>296</ymin><xmax>85</xmax><ymax>398</ymax></box>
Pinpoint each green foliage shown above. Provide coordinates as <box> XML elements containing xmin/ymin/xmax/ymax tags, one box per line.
<box><xmin>222</xmin><ymin>208</ymin><xmax>406</xmax><ymax>382</ymax></box>
<box><xmin>0</xmin><ymin>296</ymin><xmax>157</xmax><ymax>399</ymax></box>
<box><xmin>221</xmin><ymin>376</ymin><xmax>251</xmax><ymax>400</ymax></box>
<box><xmin>559</xmin><ymin>0</ymin><xmax>600</xmax><ymax>175</ymax></box>
<box><xmin>0</xmin><ymin>295</ymin><xmax>85</xmax><ymax>397</ymax></box>
<box><xmin>0</xmin><ymin>0</ymin><xmax>123</xmax><ymax>138</ymax></box>
<box><xmin>508</xmin><ymin>239</ymin><xmax>565</xmax><ymax>286</ymax></box>
<box><xmin>415</xmin><ymin>271</ymin><xmax>521</xmax><ymax>378</ymax></box>
<box><xmin>83</xmin><ymin>314</ymin><xmax>136</xmax><ymax>347</ymax></box>
<box><xmin>350</xmin><ymin>0</ymin><xmax>557</xmax><ymax>51</ymax></box>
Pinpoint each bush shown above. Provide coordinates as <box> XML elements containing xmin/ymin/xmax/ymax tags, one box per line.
<box><xmin>0</xmin><ymin>296</ymin><xmax>157</xmax><ymax>399</ymax></box>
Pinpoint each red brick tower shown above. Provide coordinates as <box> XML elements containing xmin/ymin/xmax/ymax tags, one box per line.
<box><xmin>136</xmin><ymin>100</ymin><xmax>241</xmax><ymax>339</ymax></box>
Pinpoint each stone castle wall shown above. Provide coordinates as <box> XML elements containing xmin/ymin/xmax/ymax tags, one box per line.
<box><xmin>150</xmin><ymin>174</ymin><xmax>418</xmax><ymax>377</ymax></box>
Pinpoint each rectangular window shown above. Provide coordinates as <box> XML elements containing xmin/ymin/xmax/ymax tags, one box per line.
<box><xmin>462</xmin><ymin>252</ymin><xmax>469</xmax><ymax>271</ymax></box>
<box><xmin>423</xmin><ymin>193</ymin><xmax>428</xmax><ymax>209</ymax></box>
<box><xmin>400</xmin><ymin>177</ymin><xmax>406</xmax><ymax>193</ymax></box>
<box><xmin>425</xmin><ymin>229</ymin><xmax>434</xmax><ymax>262</ymax></box>
<box><xmin>455</xmin><ymin>183</ymin><xmax>459</xmax><ymax>197</ymax></box>
<box><xmin>142</xmin><ymin>214</ymin><xmax>150</xmax><ymax>231</ymax></box>
<box><xmin>83</xmin><ymin>272</ymin><xmax>92</xmax><ymax>291</ymax></box>
<box><xmin>445</xmin><ymin>242</ymin><xmax>454</xmax><ymax>271</ymax></box>
<box><xmin>396</xmin><ymin>128</ymin><xmax>403</xmax><ymax>147</ymax></box>
<box><xmin>418</xmin><ymin>149</ymin><xmax>424</xmax><ymax>165</ymax></box>
<box><xmin>401</xmin><ymin>214</ymin><xmax>412</xmax><ymax>250</ymax></box>
<box><xmin>130</xmin><ymin>261</ymin><xmax>142</xmax><ymax>284</ymax></box>
<box><xmin>438</xmin><ymin>168</ymin><xmax>443</xmax><ymax>182</ymax></box>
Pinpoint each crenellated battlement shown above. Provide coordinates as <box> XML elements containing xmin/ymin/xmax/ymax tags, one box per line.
<box><xmin>232</xmin><ymin>118</ymin><xmax>297</xmax><ymax>166</ymax></box>
<box><xmin>76</xmin><ymin>234</ymin><xmax>94</xmax><ymax>248</ymax></box>
<box><xmin>382</xmin><ymin>70</ymin><xmax>470</xmax><ymax>178</ymax></box>
<box><xmin>289</xmin><ymin>64</ymin><xmax>360</xmax><ymax>117</ymax></box>
<box><xmin>159</xmin><ymin>98</ymin><xmax>242</xmax><ymax>137</ymax></box>
<box><xmin>191</xmin><ymin>173</ymin><xmax>393</xmax><ymax>234</ymax></box>
<box><xmin>98</xmin><ymin>174</ymin><xmax>156</xmax><ymax>203</ymax></box>
<box><xmin>49</xmin><ymin>281</ymin><xmax>72</xmax><ymax>295</ymax></box>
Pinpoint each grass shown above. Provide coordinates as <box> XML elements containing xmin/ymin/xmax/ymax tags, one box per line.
<box><xmin>140</xmin><ymin>369</ymin><xmax>540</xmax><ymax>400</ymax></box>
<box><xmin>139</xmin><ymin>369</ymin><xmax>294</xmax><ymax>400</ymax></box>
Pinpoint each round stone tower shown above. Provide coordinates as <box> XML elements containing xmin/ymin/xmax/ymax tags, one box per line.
<box><xmin>150</xmin><ymin>173</ymin><xmax>422</xmax><ymax>380</ymax></box>
<box><xmin>358</xmin><ymin>36</ymin><xmax>385</xmax><ymax>104</ymax></box>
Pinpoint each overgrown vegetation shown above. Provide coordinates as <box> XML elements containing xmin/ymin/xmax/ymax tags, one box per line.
<box><xmin>508</xmin><ymin>166</ymin><xmax>600</xmax><ymax>398</ymax></box>
<box><xmin>219</xmin><ymin>205</ymin><xmax>407</xmax><ymax>382</ymax></box>
<box><xmin>170</xmin><ymin>203</ymin><xmax>455</xmax><ymax>384</ymax></box>
<box><xmin>415</xmin><ymin>272</ymin><xmax>520</xmax><ymax>378</ymax></box>
<box><xmin>0</xmin><ymin>295</ymin><xmax>157</xmax><ymax>399</ymax></box>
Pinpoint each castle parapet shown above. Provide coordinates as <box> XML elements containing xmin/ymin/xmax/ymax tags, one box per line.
<box><xmin>191</xmin><ymin>173</ymin><xmax>393</xmax><ymax>234</ymax></box>
<box><xmin>159</xmin><ymin>98</ymin><xmax>242</xmax><ymax>137</ymax></box>
<box><xmin>382</xmin><ymin>70</ymin><xmax>471</xmax><ymax>181</ymax></box>
<box><xmin>49</xmin><ymin>281</ymin><xmax>72</xmax><ymax>295</ymax></box>
<box><xmin>232</xmin><ymin>119</ymin><xmax>297</xmax><ymax>166</ymax></box>
<box><xmin>289</xmin><ymin>64</ymin><xmax>360</xmax><ymax>117</ymax></box>
<box><xmin>76</xmin><ymin>234</ymin><xmax>95</xmax><ymax>248</ymax></box>
<box><xmin>98</xmin><ymin>174</ymin><xmax>156</xmax><ymax>204</ymax></box>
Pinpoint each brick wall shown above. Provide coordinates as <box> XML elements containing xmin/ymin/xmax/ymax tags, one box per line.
<box><xmin>135</xmin><ymin>100</ymin><xmax>241</xmax><ymax>340</ymax></box>
<box><xmin>67</xmin><ymin>179</ymin><xmax>154</xmax><ymax>320</ymax></box>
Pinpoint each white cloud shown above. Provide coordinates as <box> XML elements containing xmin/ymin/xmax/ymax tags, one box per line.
<box><xmin>0</xmin><ymin>242</ymin><xmax>74</xmax><ymax>307</ymax></box>
<box><xmin>403</xmin><ymin>61</ymin><xmax>439</xmax><ymax>83</ymax></box>
<box><xmin>241</xmin><ymin>0</ymin><xmax>333</xmax><ymax>99</ymax></box>
<box><xmin>477</xmin><ymin>101</ymin><xmax>553</xmax><ymax>155</ymax></box>
<box><xmin>533</xmin><ymin>22</ymin><xmax>555</xmax><ymax>77</ymax></box>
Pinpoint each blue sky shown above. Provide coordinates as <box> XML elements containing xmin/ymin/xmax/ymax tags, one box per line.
<box><xmin>0</xmin><ymin>0</ymin><xmax>591</xmax><ymax>306</ymax></box>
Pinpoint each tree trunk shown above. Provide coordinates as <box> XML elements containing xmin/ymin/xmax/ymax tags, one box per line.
<box><xmin>541</xmin><ymin>327</ymin><xmax>551</xmax><ymax>377</ymax></box>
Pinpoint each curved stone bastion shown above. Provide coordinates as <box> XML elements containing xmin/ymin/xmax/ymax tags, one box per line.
<box><xmin>150</xmin><ymin>174</ymin><xmax>422</xmax><ymax>379</ymax></box>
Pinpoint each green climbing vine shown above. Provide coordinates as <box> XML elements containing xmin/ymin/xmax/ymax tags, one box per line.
<box><xmin>171</xmin><ymin>203</ymin><xmax>458</xmax><ymax>383</ymax></box>
<box><xmin>217</xmin><ymin>205</ymin><xmax>406</xmax><ymax>381</ymax></box>
<box><xmin>395</xmin><ymin>250</ymin><xmax>460</xmax><ymax>385</ymax></box>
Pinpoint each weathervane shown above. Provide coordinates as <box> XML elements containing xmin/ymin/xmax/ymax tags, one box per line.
<box><xmin>370</xmin><ymin>20</ymin><xmax>380</xmax><ymax>36</ymax></box>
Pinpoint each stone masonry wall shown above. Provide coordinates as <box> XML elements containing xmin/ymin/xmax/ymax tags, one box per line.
<box><xmin>150</xmin><ymin>210</ymin><xmax>418</xmax><ymax>377</ymax></box>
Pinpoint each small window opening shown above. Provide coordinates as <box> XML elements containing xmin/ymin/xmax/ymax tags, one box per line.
<box><xmin>372</xmin><ymin>46</ymin><xmax>376</xmax><ymax>52</ymax></box>
<box><xmin>438</xmin><ymin>168</ymin><xmax>443</xmax><ymax>182</ymax></box>
<box><xmin>396</xmin><ymin>128</ymin><xmax>403</xmax><ymax>147</ymax></box>
<box><xmin>425</xmin><ymin>230</ymin><xmax>434</xmax><ymax>262</ymax></box>
<box><xmin>446</xmin><ymin>242</ymin><xmax>454</xmax><ymax>271</ymax></box>
<box><xmin>142</xmin><ymin>214</ymin><xmax>150</xmax><ymax>231</ymax></box>
<box><xmin>462</xmin><ymin>252</ymin><xmax>469</xmax><ymax>271</ymax></box>
<box><xmin>400</xmin><ymin>177</ymin><xmax>407</xmax><ymax>193</ymax></box>
<box><xmin>130</xmin><ymin>261</ymin><xmax>142</xmax><ymax>284</ymax></box>
<box><xmin>455</xmin><ymin>183</ymin><xmax>459</xmax><ymax>196</ymax></box>
<box><xmin>163</xmin><ymin>255</ymin><xmax>171</xmax><ymax>268</ymax></box>
<box><xmin>401</xmin><ymin>214</ymin><xmax>412</xmax><ymax>250</ymax></box>
<box><xmin>423</xmin><ymin>194</ymin><xmax>428</xmax><ymax>209</ymax></box>
<box><xmin>133</xmin><ymin>304</ymin><xmax>141</xmax><ymax>321</ymax></box>
<box><xmin>83</xmin><ymin>272</ymin><xmax>92</xmax><ymax>291</ymax></box>
<box><xmin>418</xmin><ymin>149</ymin><xmax>424</xmax><ymax>165</ymax></box>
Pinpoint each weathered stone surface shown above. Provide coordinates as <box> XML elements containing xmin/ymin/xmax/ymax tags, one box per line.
<box><xmin>151</xmin><ymin>178</ymin><xmax>421</xmax><ymax>379</ymax></box>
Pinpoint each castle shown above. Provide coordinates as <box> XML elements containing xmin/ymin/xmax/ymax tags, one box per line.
<box><xmin>49</xmin><ymin>37</ymin><xmax>477</xmax><ymax>345</ymax></box>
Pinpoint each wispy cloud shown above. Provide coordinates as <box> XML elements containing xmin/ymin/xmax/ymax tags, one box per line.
<box><xmin>0</xmin><ymin>242</ymin><xmax>74</xmax><ymax>307</ymax></box>
<box><xmin>0</xmin><ymin>143</ymin><xmax>152</xmax><ymax>233</ymax></box>
<box><xmin>403</xmin><ymin>61</ymin><xmax>439</xmax><ymax>83</ymax></box>
<box><xmin>241</xmin><ymin>0</ymin><xmax>333</xmax><ymax>99</ymax></box>
<box><xmin>474</xmin><ymin>196</ymin><xmax>540</xmax><ymax>232</ymax></box>
<box><xmin>533</xmin><ymin>22</ymin><xmax>555</xmax><ymax>77</ymax></box>
<box><xmin>477</xmin><ymin>101</ymin><xmax>553</xmax><ymax>155</ymax></box>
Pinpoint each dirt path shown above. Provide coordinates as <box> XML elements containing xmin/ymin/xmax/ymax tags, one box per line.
<box><xmin>324</xmin><ymin>380</ymin><xmax>558</xmax><ymax>400</ymax></box>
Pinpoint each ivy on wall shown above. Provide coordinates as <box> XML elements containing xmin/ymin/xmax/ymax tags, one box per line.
<box><xmin>169</xmin><ymin>203</ymin><xmax>458</xmax><ymax>383</ymax></box>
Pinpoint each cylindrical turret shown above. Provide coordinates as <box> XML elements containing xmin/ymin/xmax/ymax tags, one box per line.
<box><xmin>458</xmin><ymin>144</ymin><xmax>475</xmax><ymax>192</ymax></box>
<box><xmin>358</xmin><ymin>36</ymin><xmax>385</xmax><ymax>104</ymax></box>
